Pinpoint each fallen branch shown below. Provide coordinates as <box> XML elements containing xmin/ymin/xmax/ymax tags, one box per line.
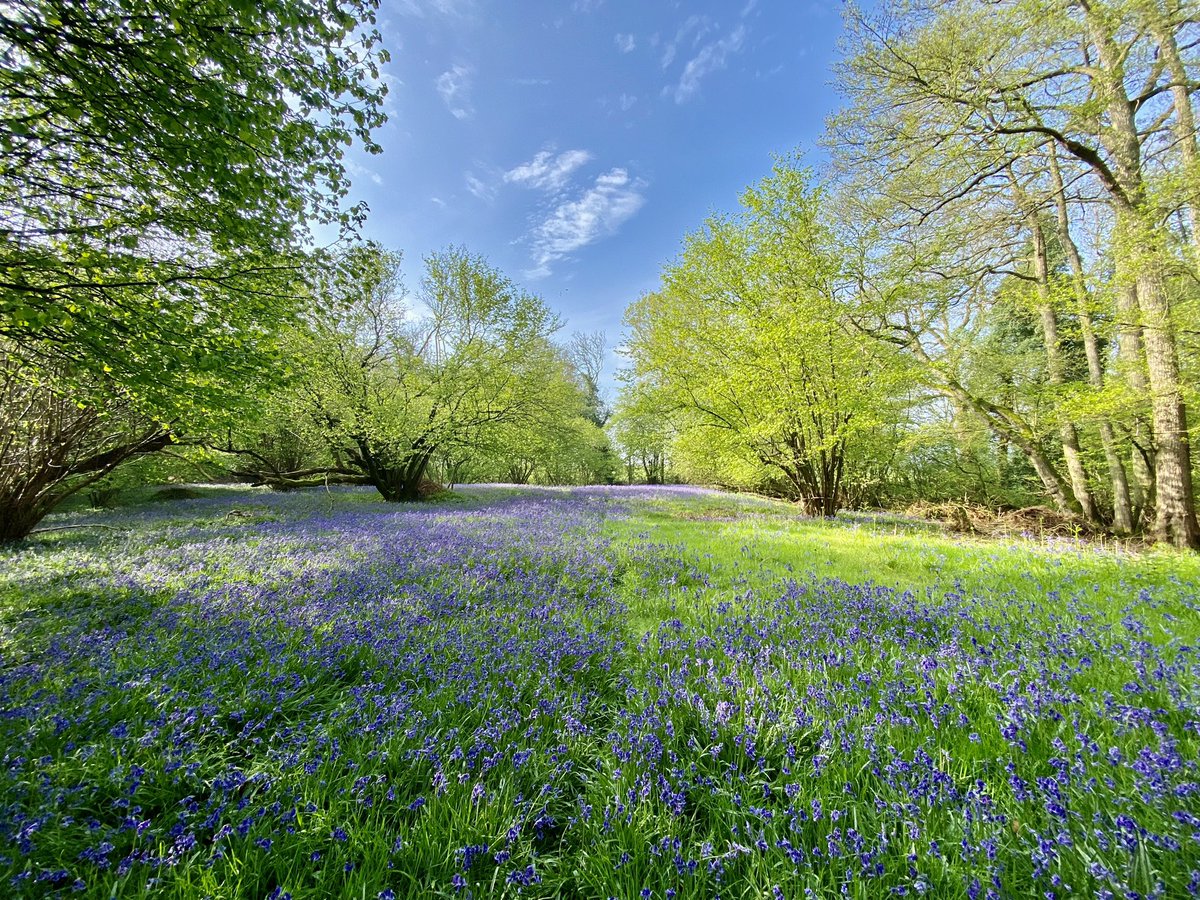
<box><xmin>28</xmin><ymin>523</ymin><xmax>121</xmax><ymax>535</ymax></box>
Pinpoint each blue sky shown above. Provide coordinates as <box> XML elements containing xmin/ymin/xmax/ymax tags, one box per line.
<box><xmin>345</xmin><ymin>0</ymin><xmax>851</xmax><ymax>376</ymax></box>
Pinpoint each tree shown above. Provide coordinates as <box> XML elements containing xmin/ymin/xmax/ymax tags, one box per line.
<box><xmin>0</xmin><ymin>345</ymin><xmax>169</xmax><ymax>542</ymax></box>
<box><xmin>830</xmin><ymin>0</ymin><xmax>1198</xmax><ymax>546</ymax></box>
<box><xmin>625</xmin><ymin>161</ymin><xmax>909</xmax><ymax>514</ymax></box>
<box><xmin>0</xmin><ymin>0</ymin><xmax>389</xmax><ymax>539</ymax></box>
<box><xmin>567</xmin><ymin>330</ymin><xmax>610</xmax><ymax>426</ymax></box>
<box><xmin>466</xmin><ymin>350</ymin><xmax>615</xmax><ymax>486</ymax></box>
<box><xmin>283</xmin><ymin>245</ymin><xmax>565</xmax><ymax>502</ymax></box>
<box><xmin>1</xmin><ymin>1</ymin><xmax>388</xmax><ymax>408</ymax></box>
<box><xmin>609</xmin><ymin>382</ymin><xmax>674</xmax><ymax>485</ymax></box>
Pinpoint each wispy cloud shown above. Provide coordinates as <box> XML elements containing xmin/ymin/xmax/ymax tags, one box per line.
<box><xmin>614</xmin><ymin>33</ymin><xmax>636</xmax><ymax>54</ymax></box>
<box><xmin>505</xmin><ymin>149</ymin><xmax>593</xmax><ymax>193</ymax></box>
<box><xmin>394</xmin><ymin>0</ymin><xmax>475</xmax><ymax>17</ymax></box>
<box><xmin>464</xmin><ymin>172</ymin><xmax>495</xmax><ymax>201</ymax></box>
<box><xmin>660</xmin><ymin>15</ymin><xmax>714</xmax><ymax>70</ymax></box>
<box><xmin>525</xmin><ymin>168</ymin><xmax>646</xmax><ymax>278</ymax></box>
<box><xmin>572</xmin><ymin>0</ymin><xmax>603</xmax><ymax>11</ymax></box>
<box><xmin>436</xmin><ymin>65</ymin><xmax>474</xmax><ymax>120</ymax></box>
<box><xmin>346</xmin><ymin>159</ymin><xmax>384</xmax><ymax>186</ymax></box>
<box><xmin>671</xmin><ymin>24</ymin><xmax>747</xmax><ymax>103</ymax></box>
<box><xmin>618</xmin><ymin>93</ymin><xmax>638</xmax><ymax>112</ymax></box>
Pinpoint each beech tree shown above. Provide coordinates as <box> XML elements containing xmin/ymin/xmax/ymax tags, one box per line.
<box><xmin>830</xmin><ymin>0</ymin><xmax>1198</xmax><ymax>546</ymax></box>
<box><xmin>0</xmin><ymin>0</ymin><xmax>389</xmax><ymax>539</ymax></box>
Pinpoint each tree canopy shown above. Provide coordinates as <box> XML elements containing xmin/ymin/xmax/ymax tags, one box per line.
<box><xmin>623</xmin><ymin>162</ymin><xmax>912</xmax><ymax>514</ymax></box>
<box><xmin>225</xmin><ymin>245</ymin><xmax>598</xmax><ymax>502</ymax></box>
<box><xmin>0</xmin><ymin>0</ymin><xmax>389</xmax><ymax>540</ymax></box>
<box><xmin>0</xmin><ymin>0</ymin><xmax>389</xmax><ymax>415</ymax></box>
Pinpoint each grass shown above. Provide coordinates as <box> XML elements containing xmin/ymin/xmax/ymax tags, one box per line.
<box><xmin>0</xmin><ymin>485</ymin><xmax>1197</xmax><ymax>899</ymax></box>
<box><xmin>607</xmin><ymin>490</ymin><xmax>1200</xmax><ymax>613</ymax></box>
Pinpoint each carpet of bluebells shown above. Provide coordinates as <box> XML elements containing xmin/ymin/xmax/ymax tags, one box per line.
<box><xmin>0</xmin><ymin>486</ymin><xmax>1198</xmax><ymax>899</ymax></box>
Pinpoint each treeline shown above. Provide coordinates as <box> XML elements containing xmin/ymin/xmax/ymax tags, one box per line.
<box><xmin>1</xmin><ymin>233</ymin><xmax>617</xmax><ymax>542</ymax></box>
<box><xmin>3</xmin><ymin>0</ymin><xmax>1197</xmax><ymax>549</ymax></box>
<box><xmin>616</xmin><ymin>0</ymin><xmax>1200</xmax><ymax>548</ymax></box>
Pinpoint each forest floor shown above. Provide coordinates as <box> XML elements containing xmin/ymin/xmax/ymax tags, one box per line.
<box><xmin>1</xmin><ymin>485</ymin><xmax>1198</xmax><ymax>898</ymax></box>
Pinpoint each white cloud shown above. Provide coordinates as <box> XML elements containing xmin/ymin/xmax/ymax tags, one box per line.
<box><xmin>504</xmin><ymin>149</ymin><xmax>593</xmax><ymax>192</ymax></box>
<box><xmin>572</xmin><ymin>0</ymin><xmax>603</xmax><ymax>11</ymax></box>
<box><xmin>618</xmin><ymin>93</ymin><xmax>638</xmax><ymax>112</ymax></box>
<box><xmin>525</xmin><ymin>168</ymin><xmax>646</xmax><ymax>278</ymax></box>
<box><xmin>614</xmin><ymin>33</ymin><xmax>636</xmax><ymax>53</ymax></box>
<box><xmin>436</xmin><ymin>65</ymin><xmax>474</xmax><ymax>120</ymax></box>
<box><xmin>671</xmin><ymin>25</ymin><xmax>746</xmax><ymax>103</ymax></box>
<box><xmin>465</xmin><ymin>172</ymin><xmax>495</xmax><ymax>201</ymax></box>
<box><xmin>394</xmin><ymin>0</ymin><xmax>475</xmax><ymax>17</ymax></box>
<box><xmin>661</xmin><ymin>15</ymin><xmax>713</xmax><ymax>70</ymax></box>
<box><xmin>346</xmin><ymin>159</ymin><xmax>383</xmax><ymax>186</ymax></box>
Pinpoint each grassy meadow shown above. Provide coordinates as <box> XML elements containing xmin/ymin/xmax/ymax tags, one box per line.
<box><xmin>1</xmin><ymin>486</ymin><xmax>1197</xmax><ymax>899</ymax></box>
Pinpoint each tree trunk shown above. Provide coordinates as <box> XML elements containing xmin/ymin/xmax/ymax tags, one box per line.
<box><xmin>366</xmin><ymin>447</ymin><xmax>435</xmax><ymax>502</ymax></box>
<box><xmin>1080</xmin><ymin>4</ymin><xmax>1199</xmax><ymax>548</ymax></box>
<box><xmin>1113</xmin><ymin>282</ymin><xmax>1155</xmax><ymax>525</ymax></box>
<box><xmin>507</xmin><ymin>460</ymin><xmax>534</xmax><ymax>485</ymax></box>
<box><xmin>642</xmin><ymin>452</ymin><xmax>662</xmax><ymax>484</ymax></box>
<box><xmin>1147</xmin><ymin>5</ymin><xmax>1200</xmax><ymax>267</ymax></box>
<box><xmin>1136</xmin><ymin>262</ymin><xmax>1199</xmax><ymax>547</ymax></box>
<box><xmin>1024</xmin><ymin>200</ymin><xmax>1099</xmax><ymax>523</ymax></box>
<box><xmin>821</xmin><ymin>441</ymin><xmax>845</xmax><ymax>516</ymax></box>
<box><xmin>1046</xmin><ymin>143</ymin><xmax>1134</xmax><ymax>532</ymax></box>
<box><xmin>1144</xmin><ymin>3</ymin><xmax>1200</xmax><ymax>530</ymax></box>
<box><xmin>0</xmin><ymin>501</ymin><xmax>49</xmax><ymax>544</ymax></box>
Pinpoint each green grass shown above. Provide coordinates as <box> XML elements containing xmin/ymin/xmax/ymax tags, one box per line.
<box><xmin>607</xmin><ymin>491</ymin><xmax>1200</xmax><ymax>627</ymax></box>
<box><xmin>0</xmin><ymin>486</ymin><xmax>1197</xmax><ymax>899</ymax></box>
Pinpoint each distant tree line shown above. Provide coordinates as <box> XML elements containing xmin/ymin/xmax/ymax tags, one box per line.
<box><xmin>214</xmin><ymin>244</ymin><xmax>614</xmax><ymax>500</ymax></box>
